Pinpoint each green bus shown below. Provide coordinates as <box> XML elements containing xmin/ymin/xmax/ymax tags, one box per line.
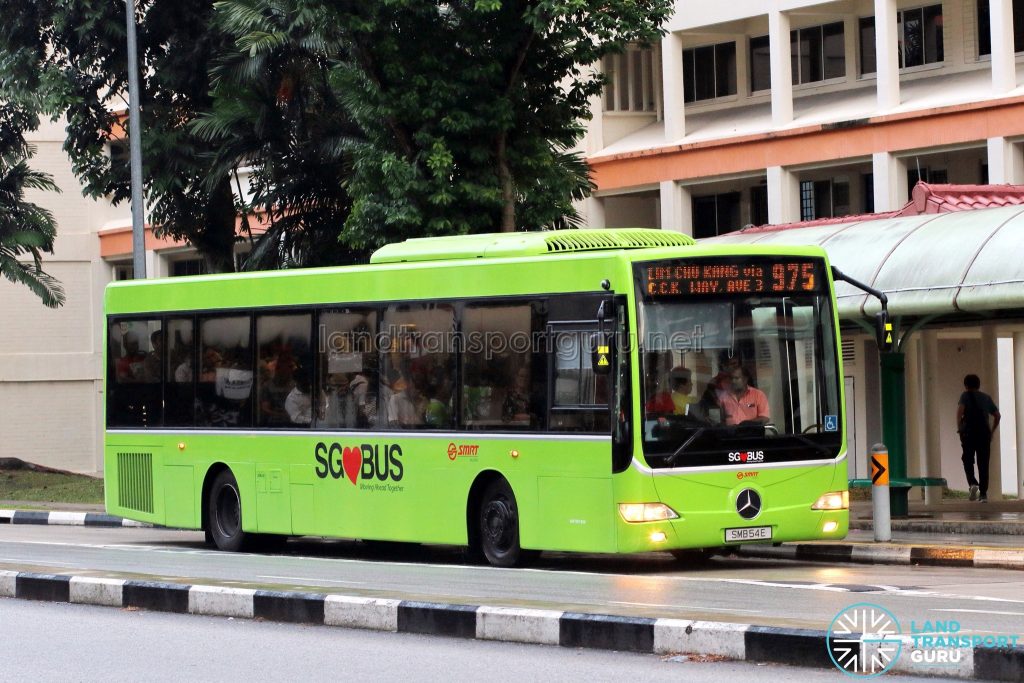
<box><xmin>103</xmin><ymin>229</ymin><xmax>848</xmax><ymax>566</ymax></box>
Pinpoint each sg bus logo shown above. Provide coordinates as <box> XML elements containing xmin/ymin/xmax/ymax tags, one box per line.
<box><xmin>314</xmin><ymin>442</ymin><xmax>404</xmax><ymax>486</ymax></box>
<box><xmin>728</xmin><ymin>450</ymin><xmax>765</xmax><ymax>463</ymax></box>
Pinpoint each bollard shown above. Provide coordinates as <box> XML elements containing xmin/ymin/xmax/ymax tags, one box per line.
<box><xmin>871</xmin><ymin>443</ymin><xmax>891</xmax><ymax>542</ymax></box>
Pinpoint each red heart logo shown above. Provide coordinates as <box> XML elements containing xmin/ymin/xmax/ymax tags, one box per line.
<box><xmin>342</xmin><ymin>446</ymin><xmax>361</xmax><ymax>486</ymax></box>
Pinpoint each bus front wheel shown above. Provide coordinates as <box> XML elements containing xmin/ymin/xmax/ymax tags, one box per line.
<box><xmin>478</xmin><ymin>479</ymin><xmax>535</xmax><ymax>568</ymax></box>
<box><xmin>208</xmin><ymin>469</ymin><xmax>250</xmax><ymax>552</ymax></box>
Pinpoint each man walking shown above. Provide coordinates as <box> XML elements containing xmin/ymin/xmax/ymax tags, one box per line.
<box><xmin>956</xmin><ymin>374</ymin><xmax>1001</xmax><ymax>502</ymax></box>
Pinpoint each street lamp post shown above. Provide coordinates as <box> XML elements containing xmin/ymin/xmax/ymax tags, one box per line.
<box><xmin>125</xmin><ymin>0</ymin><xmax>147</xmax><ymax>279</ymax></box>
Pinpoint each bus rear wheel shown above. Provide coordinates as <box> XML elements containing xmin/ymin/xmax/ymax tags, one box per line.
<box><xmin>208</xmin><ymin>469</ymin><xmax>250</xmax><ymax>552</ymax></box>
<box><xmin>478</xmin><ymin>479</ymin><xmax>535</xmax><ymax>568</ymax></box>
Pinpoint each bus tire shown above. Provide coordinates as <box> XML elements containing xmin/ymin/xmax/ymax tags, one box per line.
<box><xmin>478</xmin><ymin>478</ymin><xmax>536</xmax><ymax>567</ymax></box>
<box><xmin>207</xmin><ymin>469</ymin><xmax>250</xmax><ymax>552</ymax></box>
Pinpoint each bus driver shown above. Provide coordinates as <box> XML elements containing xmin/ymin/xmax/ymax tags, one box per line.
<box><xmin>718</xmin><ymin>365</ymin><xmax>770</xmax><ymax>426</ymax></box>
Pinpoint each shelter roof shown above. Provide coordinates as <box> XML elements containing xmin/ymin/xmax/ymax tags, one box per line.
<box><xmin>704</xmin><ymin>185</ymin><xmax>1024</xmax><ymax>320</ymax></box>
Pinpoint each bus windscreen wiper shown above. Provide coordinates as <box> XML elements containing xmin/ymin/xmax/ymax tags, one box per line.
<box><xmin>664</xmin><ymin>427</ymin><xmax>706</xmax><ymax>467</ymax></box>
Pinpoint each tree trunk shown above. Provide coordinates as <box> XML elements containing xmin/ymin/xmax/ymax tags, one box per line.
<box><xmin>496</xmin><ymin>133</ymin><xmax>516</xmax><ymax>232</ymax></box>
<box><xmin>194</xmin><ymin>177</ymin><xmax>238</xmax><ymax>273</ymax></box>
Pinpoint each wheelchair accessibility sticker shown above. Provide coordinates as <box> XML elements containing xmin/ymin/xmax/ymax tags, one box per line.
<box><xmin>824</xmin><ymin>415</ymin><xmax>838</xmax><ymax>432</ymax></box>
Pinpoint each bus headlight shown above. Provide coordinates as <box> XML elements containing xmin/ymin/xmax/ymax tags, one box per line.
<box><xmin>619</xmin><ymin>503</ymin><xmax>679</xmax><ymax>523</ymax></box>
<box><xmin>811</xmin><ymin>491</ymin><xmax>849</xmax><ymax>510</ymax></box>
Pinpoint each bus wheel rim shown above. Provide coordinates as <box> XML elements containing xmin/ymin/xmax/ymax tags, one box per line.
<box><xmin>483</xmin><ymin>498</ymin><xmax>515</xmax><ymax>553</ymax></box>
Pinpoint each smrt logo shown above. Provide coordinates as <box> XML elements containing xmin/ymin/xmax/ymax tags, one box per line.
<box><xmin>314</xmin><ymin>442</ymin><xmax>403</xmax><ymax>485</ymax></box>
<box><xmin>447</xmin><ymin>442</ymin><xmax>479</xmax><ymax>460</ymax></box>
<box><xmin>736</xmin><ymin>470</ymin><xmax>759</xmax><ymax>480</ymax></box>
<box><xmin>728</xmin><ymin>450</ymin><xmax>765</xmax><ymax>463</ymax></box>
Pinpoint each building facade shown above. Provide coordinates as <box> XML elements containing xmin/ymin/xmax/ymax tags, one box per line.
<box><xmin>0</xmin><ymin>119</ymin><xmax>248</xmax><ymax>475</ymax></box>
<box><xmin>584</xmin><ymin>0</ymin><xmax>1024</xmax><ymax>236</ymax></box>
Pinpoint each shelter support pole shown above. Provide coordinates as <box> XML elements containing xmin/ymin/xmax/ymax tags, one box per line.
<box><xmin>905</xmin><ymin>336</ymin><xmax>924</xmax><ymax>486</ymax></box>
<box><xmin>982</xmin><ymin>325</ymin><xmax>1004</xmax><ymax>500</ymax></box>
<box><xmin>880</xmin><ymin>352</ymin><xmax>909</xmax><ymax>517</ymax></box>
<box><xmin>922</xmin><ymin>330</ymin><xmax>944</xmax><ymax>505</ymax></box>
<box><xmin>1014</xmin><ymin>332</ymin><xmax>1024</xmax><ymax>499</ymax></box>
<box><xmin>662</xmin><ymin>31</ymin><xmax>686</xmax><ymax>141</ymax></box>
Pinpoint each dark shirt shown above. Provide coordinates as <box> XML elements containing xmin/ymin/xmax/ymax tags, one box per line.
<box><xmin>958</xmin><ymin>390</ymin><xmax>998</xmax><ymax>438</ymax></box>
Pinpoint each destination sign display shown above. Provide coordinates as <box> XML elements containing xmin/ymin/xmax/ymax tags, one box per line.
<box><xmin>641</xmin><ymin>259</ymin><xmax>821</xmax><ymax>297</ymax></box>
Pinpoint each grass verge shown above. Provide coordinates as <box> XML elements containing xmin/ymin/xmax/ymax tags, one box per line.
<box><xmin>0</xmin><ymin>468</ymin><xmax>104</xmax><ymax>505</ymax></box>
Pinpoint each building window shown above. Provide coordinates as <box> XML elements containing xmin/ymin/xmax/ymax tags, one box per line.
<box><xmin>977</xmin><ymin>0</ymin><xmax>1024</xmax><ymax>56</ymax></box>
<box><xmin>859</xmin><ymin>17</ymin><xmax>876</xmax><ymax>75</ymax></box>
<box><xmin>750</xmin><ymin>23</ymin><xmax>845</xmax><ymax>91</ymax></box>
<box><xmin>112</xmin><ymin>264</ymin><xmax>134</xmax><ymax>281</ymax></box>
<box><xmin>692</xmin><ymin>192</ymin><xmax>742</xmax><ymax>238</ymax></box>
<box><xmin>750</xmin><ymin>36</ymin><xmax>772</xmax><ymax>92</ymax></box>
<box><xmin>171</xmin><ymin>258</ymin><xmax>208</xmax><ymax>277</ymax></box>
<box><xmin>860</xmin><ymin>5</ymin><xmax>944</xmax><ymax>74</ymax></box>
<box><xmin>603</xmin><ymin>47</ymin><xmax>658</xmax><ymax>113</ymax></box>
<box><xmin>683</xmin><ymin>42</ymin><xmax>737</xmax><ymax>102</ymax></box>
<box><xmin>800</xmin><ymin>179</ymin><xmax>851</xmax><ymax>221</ymax></box>
<box><xmin>750</xmin><ymin>185</ymin><xmax>769</xmax><ymax>226</ymax></box>
<box><xmin>862</xmin><ymin>173</ymin><xmax>875</xmax><ymax>213</ymax></box>
<box><xmin>792</xmin><ymin>23</ymin><xmax>846</xmax><ymax>84</ymax></box>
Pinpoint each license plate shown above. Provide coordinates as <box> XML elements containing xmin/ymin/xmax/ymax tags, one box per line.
<box><xmin>724</xmin><ymin>526</ymin><xmax>772</xmax><ymax>543</ymax></box>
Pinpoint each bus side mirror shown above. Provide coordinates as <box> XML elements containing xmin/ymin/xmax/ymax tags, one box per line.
<box><xmin>875</xmin><ymin>310</ymin><xmax>893</xmax><ymax>352</ymax></box>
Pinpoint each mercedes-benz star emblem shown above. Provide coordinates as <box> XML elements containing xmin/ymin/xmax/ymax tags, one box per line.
<box><xmin>736</xmin><ymin>488</ymin><xmax>761</xmax><ymax>520</ymax></box>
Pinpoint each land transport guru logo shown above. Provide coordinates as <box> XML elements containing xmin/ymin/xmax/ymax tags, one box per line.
<box><xmin>827</xmin><ymin>602</ymin><xmax>1022</xmax><ymax>677</ymax></box>
<box><xmin>314</xmin><ymin>442</ymin><xmax>404</xmax><ymax>493</ymax></box>
<box><xmin>828</xmin><ymin>602</ymin><xmax>902</xmax><ymax>677</ymax></box>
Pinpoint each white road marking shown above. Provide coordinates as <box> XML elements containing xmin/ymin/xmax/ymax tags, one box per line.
<box><xmin>931</xmin><ymin>608</ymin><xmax>1024</xmax><ymax>616</ymax></box>
<box><xmin>608</xmin><ymin>600</ymin><xmax>761</xmax><ymax>613</ymax></box>
<box><xmin>259</xmin><ymin>575</ymin><xmax>365</xmax><ymax>585</ymax></box>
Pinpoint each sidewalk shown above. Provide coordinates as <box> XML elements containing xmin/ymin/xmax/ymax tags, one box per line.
<box><xmin>736</xmin><ymin>499</ymin><xmax>1024</xmax><ymax>569</ymax></box>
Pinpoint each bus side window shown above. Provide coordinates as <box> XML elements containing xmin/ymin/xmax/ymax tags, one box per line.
<box><xmin>460</xmin><ymin>301</ymin><xmax>547</xmax><ymax>431</ymax></box>
<box><xmin>256</xmin><ymin>313</ymin><xmax>313</xmax><ymax>428</ymax></box>
<box><xmin>317</xmin><ymin>308</ymin><xmax>380</xmax><ymax>429</ymax></box>
<box><xmin>107</xmin><ymin>319</ymin><xmax>163</xmax><ymax>428</ymax></box>
<box><xmin>381</xmin><ymin>303</ymin><xmax>456</xmax><ymax>430</ymax></box>
<box><xmin>196</xmin><ymin>316</ymin><xmax>253</xmax><ymax>429</ymax></box>
<box><xmin>165</xmin><ymin>318</ymin><xmax>194</xmax><ymax>427</ymax></box>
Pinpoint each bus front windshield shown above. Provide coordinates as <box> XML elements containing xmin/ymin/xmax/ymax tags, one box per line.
<box><xmin>635</xmin><ymin>258</ymin><xmax>843</xmax><ymax>469</ymax></box>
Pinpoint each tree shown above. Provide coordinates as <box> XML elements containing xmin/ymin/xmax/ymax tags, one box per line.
<box><xmin>0</xmin><ymin>148</ymin><xmax>65</xmax><ymax>308</ymax></box>
<box><xmin>196</xmin><ymin>0</ymin><xmax>364</xmax><ymax>268</ymax></box>
<box><xmin>207</xmin><ymin>0</ymin><xmax>673</xmax><ymax>255</ymax></box>
<box><xmin>320</xmin><ymin>0</ymin><xmax>673</xmax><ymax>247</ymax></box>
<box><xmin>0</xmin><ymin>0</ymin><xmax>241</xmax><ymax>272</ymax></box>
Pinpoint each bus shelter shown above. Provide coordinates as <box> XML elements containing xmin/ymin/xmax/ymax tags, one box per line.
<box><xmin>706</xmin><ymin>202</ymin><xmax>1024</xmax><ymax>509</ymax></box>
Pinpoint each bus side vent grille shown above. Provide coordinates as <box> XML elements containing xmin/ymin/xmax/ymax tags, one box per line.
<box><xmin>117</xmin><ymin>452</ymin><xmax>154</xmax><ymax>514</ymax></box>
<box><xmin>841</xmin><ymin>339</ymin><xmax>856</xmax><ymax>366</ymax></box>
